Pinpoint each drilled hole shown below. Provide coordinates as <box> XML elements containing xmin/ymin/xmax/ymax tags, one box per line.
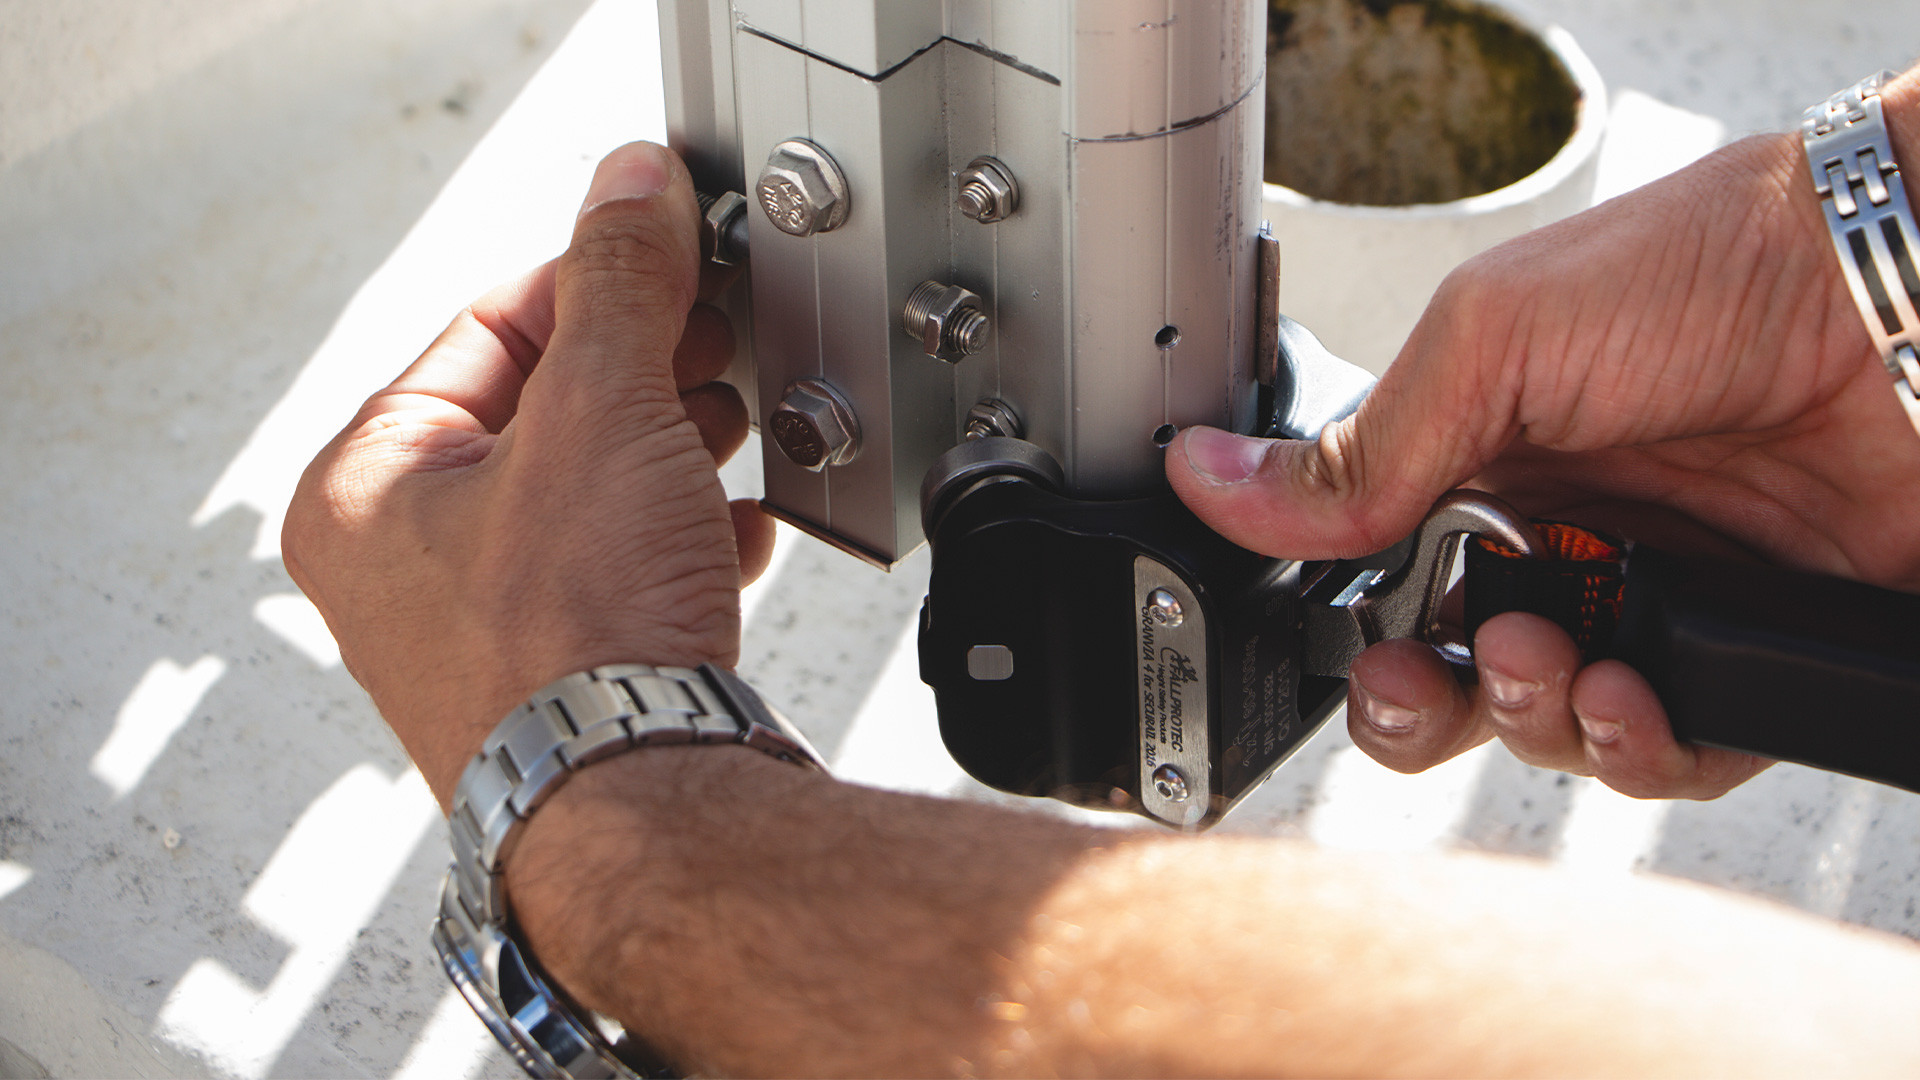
<box><xmin>1151</xmin><ymin>424</ymin><xmax>1178</xmax><ymax>448</ymax></box>
<box><xmin>1155</xmin><ymin>325</ymin><xmax>1181</xmax><ymax>349</ymax></box>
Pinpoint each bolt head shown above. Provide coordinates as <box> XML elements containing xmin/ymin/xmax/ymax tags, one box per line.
<box><xmin>1147</xmin><ymin>588</ymin><xmax>1185</xmax><ymax>627</ymax></box>
<box><xmin>1151</xmin><ymin>764</ymin><xmax>1190</xmax><ymax>803</ymax></box>
<box><xmin>756</xmin><ymin>140</ymin><xmax>849</xmax><ymax>237</ymax></box>
<box><xmin>769</xmin><ymin>379</ymin><xmax>859</xmax><ymax>471</ymax></box>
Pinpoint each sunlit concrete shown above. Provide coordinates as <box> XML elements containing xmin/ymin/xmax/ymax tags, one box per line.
<box><xmin>2</xmin><ymin>0</ymin><xmax>1917</xmax><ymax>1075</ymax></box>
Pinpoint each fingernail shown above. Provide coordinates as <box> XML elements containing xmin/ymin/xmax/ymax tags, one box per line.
<box><xmin>580</xmin><ymin>143</ymin><xmax>672</xmax><ymax>216</ymax></box>
<box><xmin>1577</xmin><ymin>707</ymin><xmax>1624</xmax><ymax>746</ymax></box>
<box><xmin>1181</xmin><ymin>426</ymin><xmax>1271</xmax><ymax>485</ymax></box>
<box><xmin>1479</xmin><ymin>662</ymin><xmax>1539</xmax><ymax>710</ymax></box>
<box><xmin>1352</xmin><ymin>679</ymin><xmax>1420</xmax><ymax>733</ymax></box>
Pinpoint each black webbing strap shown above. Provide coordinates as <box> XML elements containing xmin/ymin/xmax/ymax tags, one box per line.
<box><xmin>1461</xmin><ymin>521</ymin><xmax>1920</xmax><ymax>794</ymax></box>
<box><xmin>1463</xmin><ymin>522</ymin><xmax>1628</xmax><ymax>662</ymax></box>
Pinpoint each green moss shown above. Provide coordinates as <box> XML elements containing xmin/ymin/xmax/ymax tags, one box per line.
<box><xmin>1266</xmin><ymin>0</ymin><xmax>1580</xmax><ymax>204</ymax></box>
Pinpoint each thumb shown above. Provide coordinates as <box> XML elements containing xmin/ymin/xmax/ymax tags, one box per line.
<box><xmin>1166</xmin><ymin>313</ymin><xmax>1521</xmax><ymax>560</ymax></box>
<box><xmin>532</xmin><ymin>141</ymin><xmax>702</xmax><ymax>421</ymax></box>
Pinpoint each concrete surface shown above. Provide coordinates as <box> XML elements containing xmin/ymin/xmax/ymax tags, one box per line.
<box><xmin>1</xmin><ymin>0</ymin><xmax>1917</xmax><ymax>1076</ymax></box>
<box><xmin>1264</xmin><ymin>0</ymin><xmax>1609</xmax><ymax>375</ymax></box>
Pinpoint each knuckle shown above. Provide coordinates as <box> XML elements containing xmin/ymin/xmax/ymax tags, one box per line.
<box><xmin>1308</xmin><ymin>418</ymin><xmax>1417</xmax><ymax>556</ymax></box>
<box><xmin>1306</xmin><ymin>417</ymin><xmax>1364</xmax><ymax>497</ymax></box>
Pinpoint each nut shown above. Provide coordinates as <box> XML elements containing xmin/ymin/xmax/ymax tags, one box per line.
<box><xmin>769</xmin><ymin>379</ymin><xmax>860</xmax><ymax>471</ymax></box>
<box><xmin>755</xmin><ymin>139</ymin><xmax>850</xmax><ymax>237</ymax></box>
<box><xmin>698</xmin><ymin>190</ymin><xmax>749</xmax><ymax>266</ymax></box>
<box><xmin>964</xmin><ymin>399</ymin><xmax>1022</xmax><ymax>440</ymax></box>
<box><xmin>902</xmin><ymin>280</ymin><xmax>991</xmax><ymax>363</ymax></box>
<box><xmin>955</xmin><ymin>156</ymin><xmax>1018</xmax><ymax>224</ymax></box>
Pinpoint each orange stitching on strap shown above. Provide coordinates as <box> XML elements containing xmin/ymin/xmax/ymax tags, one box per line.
<box><xmin>1476</xmin><ymin>523</ymin><xmax>1624</xmax><ymax>563</ymax></box>
<box><xmin>1474</xmin><ymin>523</ymin><xmax>1627</xmax><ymax>647</ymax></box>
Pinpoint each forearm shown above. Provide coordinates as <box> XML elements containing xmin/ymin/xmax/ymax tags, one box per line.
<box><xmin>508</xmin><ymin>747</ymin><xmax>1920</xmax><ymax>1078</ymax></box>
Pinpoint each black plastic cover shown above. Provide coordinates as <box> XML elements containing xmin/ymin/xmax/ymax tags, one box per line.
<box><xmin>1612</xmin><ymin>547</ymin><xmax>1920</xmax><ymax>793</ymax></box>
<box><xmin>919</xmin><ymin>475</ymin><xmax>1346</xmax><ymax>823</ymax></box>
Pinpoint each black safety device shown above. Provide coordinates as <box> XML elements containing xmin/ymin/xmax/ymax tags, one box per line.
<box><xmin>925</xmin><ymin>478</ymin><xmax>1920</xmax><ymax>830</ymax></box>
<box><xmin>918</xmin><ymin>468</ymin><xmax>1349</xmax><ymax>829</ymax></box>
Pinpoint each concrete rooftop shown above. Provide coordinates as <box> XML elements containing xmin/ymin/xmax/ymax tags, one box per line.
<box><xmin>2</xmin><ymin>0</ymin><xmax>1917</xmax><ymax>1075</ymax></box>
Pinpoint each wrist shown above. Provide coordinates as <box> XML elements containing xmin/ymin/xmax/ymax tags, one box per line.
<box><xmin>370</xmin><ymin>633</ymin><xmax>739</xmax><ymax>808</ymax></box>
<box><xmin>1802</xmin><ymin>66</ymin><xmax>1920</xmax><ymax>403</ymax></box>
<box><xmin>435</xmin><ymin>664</ymin><xmax>823</xmax><ymax>1076</ymax></box>
<box><xmin>1884</xmin><ymin>66</ymin><xmax>1920</xmax><ymax>206</ymax></box>
<box><xmin>502</xmin><ymin>746</ymin><xmax>804</xmax><ymax>1019</ymax></box>
<box><xmin>1726</xmin><ymin>67</ymin><xmax>1920</xmax><ymax>393</ymax></box>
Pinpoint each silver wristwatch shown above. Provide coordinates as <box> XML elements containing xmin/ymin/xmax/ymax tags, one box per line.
<box><xmin>431</xmin><ymin>663</ymin><xmax>826</xmax><ymax>1079</ymax></box>
<box><xmin>1802</xmin><ymin>70</ymin><xmax>1920</xmax><ymax>403</ymax></box>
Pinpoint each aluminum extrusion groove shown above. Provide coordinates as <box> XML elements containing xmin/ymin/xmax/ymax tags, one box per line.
<box><xmin>671</xmin><ymin>0</ymin><xmax>1266</xmax><ymax>566</ymax></box>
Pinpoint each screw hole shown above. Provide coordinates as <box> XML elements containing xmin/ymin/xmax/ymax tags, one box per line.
<box><xmin>1154</xmin><ymin>325</ymin><xmax>1181</xmax><ymax>350</ymax></box>
<box><xmin>1151</xmin><ymin>424</ymin><xmax>1178</xmax><ymax>448</ymax></box>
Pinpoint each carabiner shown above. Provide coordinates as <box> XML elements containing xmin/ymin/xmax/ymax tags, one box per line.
<box><xmin>1301</xmin><ymin>491</ymin><xmax>1544</xmax><ymax>676</ymax></box>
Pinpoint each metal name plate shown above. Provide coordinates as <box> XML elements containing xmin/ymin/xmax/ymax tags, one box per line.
<box><xmin>1135</xmin><ymin>555</ymin><xmax>1211</xmax><ymax>827</ymax></box>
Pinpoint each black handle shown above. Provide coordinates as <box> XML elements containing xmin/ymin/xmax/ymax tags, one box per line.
<box><xmin>1611</xmin><ymin>547</ymin><xmax>1920</xmax><ymax>793</ymax></box>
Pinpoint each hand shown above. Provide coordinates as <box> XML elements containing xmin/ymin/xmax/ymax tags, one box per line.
<box><xmin>282</xmin><ymin>142</ymin><xmax>771</xmax><ymax>804</ymax></box>
<box><xmin>1169</xmin><ymin>70</ymin><xmax>1920</xmax><ymax>799</ymax></box>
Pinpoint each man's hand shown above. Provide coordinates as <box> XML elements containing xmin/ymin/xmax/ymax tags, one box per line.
<box><xmin>279</xmin><ymin>140</ymin><xmax>1920</xmax><ymax>1080</ymax></box>
<box><xmin>1170</xmin><ymin>69</ymin><xmax>1920</xmax><ymax>800</ymax></box>
<box><xmin>282</xmin><ymin>141</ymin><xmax>770</xmax><ymax>805</ymax></box>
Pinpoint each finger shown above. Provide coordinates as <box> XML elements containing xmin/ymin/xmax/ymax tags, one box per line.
<box><xmin>1470</xmin><ymin>612</ymin><xmax>1591</xmax><ymax>775</ymax></box>
<box><xmin>681</xmin><ymin>382</ymin><xmax>749</xmax><ymax>467</ymax></box>
<box><xmin>1571</xmin><ymin>661</ymin><xmax>1773</xmax><ymax>799</ymax></box>
<box><xmin>522</xmin><ymin>142</ymin><xmax>702</xmax><ymax>434</ymax></box>
<box><xmin>354</xmin><ymin>260</ymin><xmax>560</xmax><ymax>435</ymax></box>
<box><xmin>733</xmin><ymin>501</ymin><xmax>777</xmax><ymax>586</ymax></box>
<box><xmin>1346</xmin><ymin>639</ymin><xmax>1493</xmax><ymax>773</ymax></box>
<box><xmin>673</xmin><ymin>304</ymin><xmax>737</xmax><ymax>389</ymax></box>
<box><xmin>1166</xmin><ymin>270</ymin><xmax>1523</xmax><ymax>559</ymax></box>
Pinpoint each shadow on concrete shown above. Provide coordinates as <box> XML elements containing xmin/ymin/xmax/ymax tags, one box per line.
<box><xmin>0</xmin><ymin>0</ymin><xmax>590</xmax><ymax>1074</ymax></box>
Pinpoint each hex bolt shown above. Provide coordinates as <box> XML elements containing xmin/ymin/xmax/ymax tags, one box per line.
<box><xmin>695</xmin><ymin>190</ymin><xmax>750</xmax><ymax>266</ymax></box>
<box><xmin>955</xmin><ymin>156</ymin><xmax>1019</xmax><ymax>224</ymax></box>
<box><xmin>964</xmin><ymin>398</ymin><xmax>1022</xmax><ymax>441</ymax></box>
<box><xmin>769</xmin><ymin>379</ymin><xmax>860</xmax><ymax>471</ymax></box>
<box><xmin>1151</xmin><ymin>763</ymin><xmax>1191</xmax><ymax>803</ymax></box>
<box><xmin>755</xmin><ymin>139</ymin><xmax>850</xmax><ymax>237</ymax></box>
<box><xmin>902</xmin><ymin>280</ymin><xmax>991</xmax><ymax>363</ymax></box>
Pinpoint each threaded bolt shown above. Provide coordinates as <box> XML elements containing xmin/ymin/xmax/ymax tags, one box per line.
<box><xmin>964</xmin><ymin>399</ymin><xmax>1022</xmax><ymax>441</ymax></box>
<box><xmin>956</xmin><ymin>180</ymin><xmax>994</xmax><ymax>221</ymax></box>
<box><xmin>954</xmin><ymin>156</ymin><xmax>1018</xmax><ymax>224</ymax></box>
<box><xmin>949</xmin><ymin>309</ymin><xmax>989</xmax><ymax>354</ymax></box>
<box><xmin>901</xmin><ymin>280</ymin><xmax>990</xmax><ymax>363</ymax></box>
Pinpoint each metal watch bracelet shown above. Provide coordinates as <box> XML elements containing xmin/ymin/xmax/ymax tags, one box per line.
<box><xmin>1803</xmin><ymin>70</ymin><xmax>1920</xmax><ymax>402</ymax></box>
<box><xmin>432</xmin><ymin>664</ymin><xmax>826</xmax><ymax>1079</ymax></box>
